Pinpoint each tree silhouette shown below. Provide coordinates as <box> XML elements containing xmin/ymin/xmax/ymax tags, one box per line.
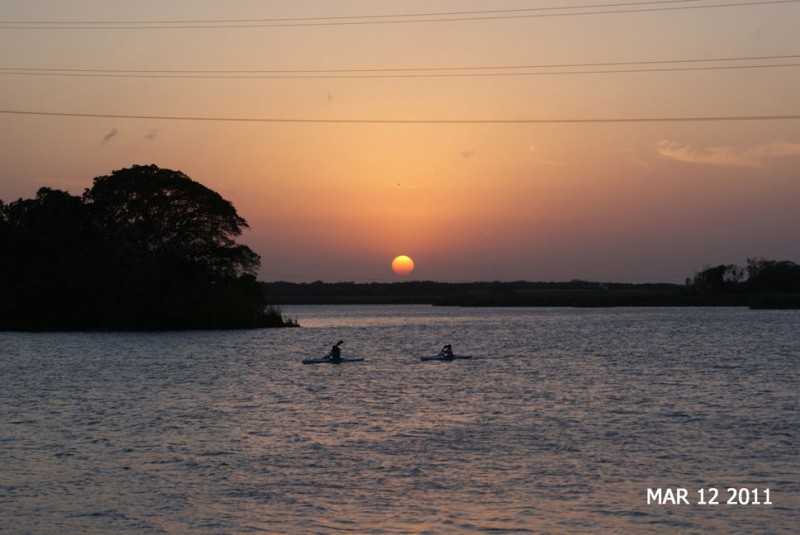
<box><xmin>0</xmin><ymin>165</ymin><xmax>284</xmax><ymax>330</ymax></box>
<box><xmin>746</xmin><ymin>258</ymin><xmax>800</xmax><ymax>293</ymax></box>
<box><xmin>0</xmin><ymin>188</ymin><xmax>97</xmax><ymax>328</ymax></box>
<box><xmin>692</xmin><ymin>264</ymin><xmax>743</xmax><ymax>295</ymax></box>
<box><xmin>85</xmin><ymin>165</ymin><xmax>258</xmax><ymax>279</ymax></box>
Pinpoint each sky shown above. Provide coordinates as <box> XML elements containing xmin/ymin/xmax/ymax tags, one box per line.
<box><xmin>1</xmin><ymin>0</ymin><xmax>799</xmax><ymax>283</ymax></box>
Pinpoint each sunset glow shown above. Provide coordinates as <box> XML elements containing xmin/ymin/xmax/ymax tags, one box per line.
<box><xmin>1</xmin><ymin>1</ymin><xmax>798</xmax><ymax>282</ymax></box>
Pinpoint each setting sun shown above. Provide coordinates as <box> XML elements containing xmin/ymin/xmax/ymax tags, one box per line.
<box><xmin>391</xmin><ymin>255</ymin><xmax>415</xmax><ymax>276</ymax></box>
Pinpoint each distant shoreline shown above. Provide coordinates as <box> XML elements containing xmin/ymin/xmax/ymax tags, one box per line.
<box><xmin>263</xmin><ymin>281</ymin><xmax>800</xmax><ymax>309</ymax></box>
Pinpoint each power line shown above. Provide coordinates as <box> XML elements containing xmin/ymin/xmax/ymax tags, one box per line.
<box><xmin>4</xmin><ymin>53</ymin><xmax>800</xmax><ymax>75</ymax></box>
<box><xmin>1</xmin><ymin>62</ymin><xmax>798</xmax><ymax>79</ymax></box>
<box><xmin>0</xmin><ymin>0</ymin><xmax>709</xmax><ymax>25</ymax></box>
<box><xmin>0</xmin><ymin>0</ymin><xmax>715</xmax><ymax>24</ymax></box>
<box><xmin>2</xmin><ymin>109</ymin><xmax>799</xmax><ymax>124</ymax></box>
<box><xmin>1</xmin><ymin>0</ymin><xmax>796</xmax><ymax>29</ymax></box>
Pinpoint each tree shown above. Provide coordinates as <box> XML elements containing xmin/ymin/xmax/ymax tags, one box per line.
<box><xmin>690</xmin><ymin>263</ymin><xmax>747</xmax><ymax>296</ymax></box>
<box><xmin>746</xmin><ymin>257</ymin><xmax>800</xmax><ymax>293</ymax></box>
<box><xmin>81</xmin><ymin>165</ymin><xmax>267</xmax><ymax>328</ymax></box>
<box><xmin>0</xmin><ymin>188</ymin><xmax>97</xmax><ymax>329</ymax></box>
<box><xmin>1</xmin><ymin>165</ymin><xmax>286</xmax><ymax>329</ymax></box>
<box><xmin>85</xmin><ymin>165</ymin><xmax>259</xmax><ymax>279</ymax></box>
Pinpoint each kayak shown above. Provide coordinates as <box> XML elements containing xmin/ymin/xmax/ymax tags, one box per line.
<box><xmin>302</xmin><ymin>357</ymin><xmax>365</xmax><ymax>365</ymax></box>
<box><xmin>419</xmin><ymin>355</ymin><xmax>472</xmax><ymax>361</ymax></box>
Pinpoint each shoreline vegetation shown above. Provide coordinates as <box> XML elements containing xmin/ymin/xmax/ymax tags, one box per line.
<box><xmin>264</xmin><ymin>259</ymin><xmax>800</xmax><ymax>310</ymax></box>
<box><xmin>264</xmin><ymin>282</ymin><xmax>799</xmax><ymax>309</ymax></box>
<box><xmin>1</xmin><ymin>165</ymin><xmax>298</xmax><ymax>331</ymax></box>
<box><xmin>264</xmin><ymin>305</ymin><xmax>299</xmax><ymax>328</ymax></box>
<box><xmin>265</xmin><ymin>284</ymin><xmax>800</xmax><ymax>309</ymax></box>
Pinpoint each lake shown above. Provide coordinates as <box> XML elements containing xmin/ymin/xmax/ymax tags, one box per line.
<box><xmin>1</xmin><ymin>305</ymin><xmax>798</xmax><ymax>534</ymax></box>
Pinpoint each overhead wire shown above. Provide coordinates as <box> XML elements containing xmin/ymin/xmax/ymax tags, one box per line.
<box><xmin>2</xmin><ymin>109</ymin><xmax>799</xmax><ymax>124</ymax></box>
<box><xmin>1</xmin><ymin>61</ymin><xmax>799</xmax><ymax>79</ymax></box>
<box><xmin>0</xmin><ymin>0</ymin><xmax>719</xmax><ymax>24</ymax></box>
<box><xmin>2</xmin><ymin>4</ymin><xmax>795</xmax><ymax>285</ymax></box>
<box><xmin>2</xmin><ymin>53</ymin><xmax>800</xmax><ymax>75</ymax></box>
<box><xmin>0</xmin><ymin>0</ymin><xmax>797</xmax><ymax>29</ymax></box>
<box><xmin>2</xmin><ymin>2</ymin><xmax>797</xmax><ymax>125</ymax></box>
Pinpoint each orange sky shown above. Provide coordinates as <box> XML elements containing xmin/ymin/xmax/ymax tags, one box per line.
<box><xmin>1</xmin><ymin>1</ymin><xmax>799</xmax><ymax>282</ymax></box>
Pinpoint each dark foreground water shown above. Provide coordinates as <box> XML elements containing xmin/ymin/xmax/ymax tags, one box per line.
<box><xmin>1</xmin><ymin>306</ymin><xmax>798</xmax><ymax>534</ymax></box>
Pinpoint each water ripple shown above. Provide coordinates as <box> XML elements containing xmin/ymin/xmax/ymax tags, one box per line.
<box><xmin>1</xmin><ymin>306</ymin><xmax>798</xmax><ymax>533</ymax></box>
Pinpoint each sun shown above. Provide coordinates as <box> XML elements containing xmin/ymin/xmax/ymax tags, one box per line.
<box><xmin>391</xmin><ymin>255</ymin><xmax>415</xmax><ymax>276</ymax></box>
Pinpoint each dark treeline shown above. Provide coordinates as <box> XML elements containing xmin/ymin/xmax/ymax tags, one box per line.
<box><xmin>264</xmin><ymin>280</ymin><xmax>683</xmax><ymax>306</ymax></box>
<box><xmin>265</xmin><ymin>260</ymin><xmax>800</xmax><ymax>309</ymax></box>
<box><xmin>689</xmin><ymin>259</ymin><xmax>800</xmax><ymax>309</ymax></box>
<box><xmin>264</xmin><ymin>280</ymin><xmax>689</xmax><ymax>307</ymax></box>
<box><xmin>265</xmin><ymin>280</ymin><xmax>544</xmax><ymax>304</ymax></box>
<box><xmin>1</xmin><ymin>165</ymin><xmax>295</xmax><ymax>330</ymax></box>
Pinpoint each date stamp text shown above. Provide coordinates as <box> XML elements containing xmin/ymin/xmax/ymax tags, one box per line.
<box><xmin>647</xmin><ymin>488</ymin><xmax>772</xmax><ymax>505</ymax></box>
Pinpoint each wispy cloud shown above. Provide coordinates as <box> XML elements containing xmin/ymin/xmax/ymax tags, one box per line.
<box><xmin>654</xmin><ymin>140</ymin><xmax>800</xmax><ymax>167</ymax></box>
<box><xmin>524</xmin><ymin>144</ymin><xmax>561</xmax><ymax>166</ymax></box>
<box><xmin>101</xmin><ymin>128</ymin><xmax>119</xmax><ymax>145</ymax></box>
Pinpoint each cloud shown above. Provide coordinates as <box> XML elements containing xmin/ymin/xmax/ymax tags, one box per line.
<box><xmin>523</xmin><ymin>144</ymin><xmax>561</xmax><ymax>166</ymax></box>
<box><xmin>101</xmin><ymin>128</ymin><xmax>118</xmax><ymax>144</ymax></box>
<box><xmin>461</xmin><ymin>149</ymin><xmax>475</xmax><ymax>158</ymax></box>
<box><xmin>654</xmin><ymin>140</ymin><xmax>800</xmax><ymax>168</ymax></box>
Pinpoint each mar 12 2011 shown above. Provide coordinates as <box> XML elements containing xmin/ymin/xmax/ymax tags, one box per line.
<box><xmin>647</xmin><ymin>487</ymin><xmax>772</xmax><ymax>505</ymax></box>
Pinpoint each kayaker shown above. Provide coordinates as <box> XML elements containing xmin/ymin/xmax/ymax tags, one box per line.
<box><xmin>439</xmin><ymin>344</ymin><xmax>454</xmax><ymax>360</ymax></box>
<box><xmin>326</xmin><ymin>340</ymin><xmax>344</xmax><ymax>362</ymax></box>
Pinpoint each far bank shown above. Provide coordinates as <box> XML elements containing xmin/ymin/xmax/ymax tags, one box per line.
<box><xmin>262</xmin><ymin>280</ymin><xmax>800</xmax><ymax>309</ymax></box>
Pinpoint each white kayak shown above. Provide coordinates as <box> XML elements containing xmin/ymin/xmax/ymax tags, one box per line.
<box><xmin>302</xmin><ymin>357</ymin><xmax>365</xmax><ymax>365</ymax></box>
<box><xmin>419</xmin><ymin>355</ymin><xmax>472</xmax><ymax>361</ymax></box>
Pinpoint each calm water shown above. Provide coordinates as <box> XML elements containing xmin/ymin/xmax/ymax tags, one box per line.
<box><xmin>1</xmin><ymin>306</ymin><xmax>798</xmax><ymax>534</ymax></box>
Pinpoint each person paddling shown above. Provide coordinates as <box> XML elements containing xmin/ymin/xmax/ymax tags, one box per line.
<box><xmin>325</xmin><ymin>340</ymin><xmax>344</xmax><ymax>363</ymax></box>
<box><xmin>438</xmin><ymin>344</ymin><xmax>454</xmax><ymax>360</ymax></box>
